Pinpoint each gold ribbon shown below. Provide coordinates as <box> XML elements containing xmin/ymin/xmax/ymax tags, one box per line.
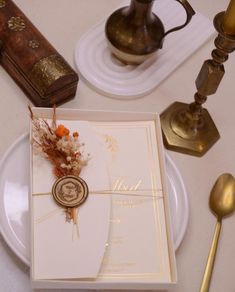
<box><xmin>32</xmin><ymin>189</ymin><xmax>163</xmax><ymax>198</ymax></box>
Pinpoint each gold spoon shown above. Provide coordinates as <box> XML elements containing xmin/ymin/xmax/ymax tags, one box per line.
<box><xmin>200</xmin><ymin>173</ymin><xmax>235</xmax><ymax>292</ymax></box>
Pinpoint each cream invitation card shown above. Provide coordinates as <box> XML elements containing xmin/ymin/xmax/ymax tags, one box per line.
<box><xmin>92</xmin><ymin>121</ymin><xmax>172</xmax><ymax>282</ymax></box>
<box><xmin>30</xmin><ymin>109</ymin><xmax>176</xmax><ymax>288</ymax></box>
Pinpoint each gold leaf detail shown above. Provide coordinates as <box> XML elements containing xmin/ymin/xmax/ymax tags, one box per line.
<box><xmin>8</xmin><ymin>16</ymin><xmax>26</xmax><ymax>32</ymax></box>
<box><xmin>29</xmin><ymin>40</ymin><xmax>40</xmax><ymax>49</ymax></box>
<box><xmin>104</xmin><ymin>134</ymin><xmax>118</xmax><ymax>157</ymax></box>
<box><xmin>0</xmin><ymin>0</ymin><xmax>6</xmax><ymax>8</ymax></box>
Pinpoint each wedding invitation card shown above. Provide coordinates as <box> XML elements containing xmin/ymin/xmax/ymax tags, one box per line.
<box><xmin>30</xmin><ymin>108</ymin><xmax>176</xmax><ymax>289</ymax></box>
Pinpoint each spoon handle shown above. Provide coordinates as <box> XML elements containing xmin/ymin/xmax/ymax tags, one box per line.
<box><xmin>200</xmin><ymin>219</ymin><xmax>222</xmax><ymax>292</ymax></box>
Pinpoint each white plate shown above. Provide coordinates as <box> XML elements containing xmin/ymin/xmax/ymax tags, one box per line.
<box><xmin>0</xmin><ymin>134</ymin><xmax>188</xmax><ymax>266</ymax></box>
<box><xmin>74</xmin><ymin>0</ymin><xmax>214</xmax><ymax>99</ymax></box>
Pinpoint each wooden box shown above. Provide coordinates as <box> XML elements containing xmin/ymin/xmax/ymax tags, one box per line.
<box><xmin>0</xmin><ymin>0</ymin><xmax>78</xmax><ymax>107</ymax></box>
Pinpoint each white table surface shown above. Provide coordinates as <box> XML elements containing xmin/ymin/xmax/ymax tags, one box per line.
<box><xmin>1</xmin><ymin>1</ymin><xmax>235</xmax><ymax>291</ymax></box>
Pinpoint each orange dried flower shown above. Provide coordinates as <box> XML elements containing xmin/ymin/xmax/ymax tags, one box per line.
<box><xmin>73</xmin><ymin>132</ymin><xmax>79</xmax><ymax>138</ymax></box>
<box><xmin>55</xmin><ymin>124</ymin><xmax>70</xmax><ymax>137</ymax></box>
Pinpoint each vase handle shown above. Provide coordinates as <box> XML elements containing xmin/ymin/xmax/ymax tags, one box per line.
<box><xmin>163</xmin><ymin>0</ymin><xmax>195</xmax><ymax>37</ymax></box>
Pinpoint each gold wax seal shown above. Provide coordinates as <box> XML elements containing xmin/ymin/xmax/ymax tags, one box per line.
<box><xmin>52</xmin><ymin>175</ymin><xmax>89</xmax><ymax>208</ymax></box>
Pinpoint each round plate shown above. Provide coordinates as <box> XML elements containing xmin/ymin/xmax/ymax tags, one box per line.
<box><xmin>0</xmin><ymin>134</ymin><xmax>188</xmax><ymax>266</ymax></box>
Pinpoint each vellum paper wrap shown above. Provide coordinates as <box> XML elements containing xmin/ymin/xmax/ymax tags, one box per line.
<box><xmin>91</xmin><ymin>121</ymin><xmax>172</xmax><ymax>282</ymax></box>
<box><xmin>31</xmin><ymin>121</ymin><xmax>111</xmax><ymax>280</ymax></box>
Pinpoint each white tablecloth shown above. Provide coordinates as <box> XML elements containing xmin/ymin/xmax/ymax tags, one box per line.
<box><xmin>1</xmin><ymin>1</ymin><xmax>235</xmax><ymax>291</ymax></box>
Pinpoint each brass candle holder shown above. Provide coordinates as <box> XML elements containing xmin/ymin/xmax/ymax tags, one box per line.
<box><xmin>161</xmin><ymin>9</ymin><xmax>235</xmax><ymax>157</ymax></box>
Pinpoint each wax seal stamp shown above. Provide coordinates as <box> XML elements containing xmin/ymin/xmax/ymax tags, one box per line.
<box><xmin>52</xmin><ymin>175</ymin><xmax>89</xmax><ymax>208</ymax></box>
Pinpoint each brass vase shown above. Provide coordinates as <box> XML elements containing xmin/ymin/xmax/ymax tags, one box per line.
<box><xmin>105</xmin><ymin>0</ymin><xmax>195</xmax><ymax>64</ymax></box>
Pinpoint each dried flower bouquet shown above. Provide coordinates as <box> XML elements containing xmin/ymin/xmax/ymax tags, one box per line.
<box><xmin>29</xmin><ymin>106</ymin><xmax>89</xmax><ymax>224</ymax></box>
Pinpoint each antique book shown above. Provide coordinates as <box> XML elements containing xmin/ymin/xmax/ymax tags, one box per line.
<box><xmin>0</xmin><ymin>0</ymin><xmax>78</xmax><ymax>106</ymax></box>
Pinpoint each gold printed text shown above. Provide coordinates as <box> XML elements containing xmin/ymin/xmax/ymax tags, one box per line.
<box><xmin>112</xmin><ymin>177</ymin><xmax>142</xmax><ymax>192</ymax></box>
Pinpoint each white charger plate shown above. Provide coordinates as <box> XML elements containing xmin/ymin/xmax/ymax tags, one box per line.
<box><xmin>0</xmin><ymin>133</ymin><xmax>188</xmax><ymax>266</ymax></box>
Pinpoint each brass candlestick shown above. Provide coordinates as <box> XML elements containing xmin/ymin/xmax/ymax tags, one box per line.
<box><xmin>161</xmin><ymin>6</ymin><xmax>235</xmax><ymax>157</ymax></box>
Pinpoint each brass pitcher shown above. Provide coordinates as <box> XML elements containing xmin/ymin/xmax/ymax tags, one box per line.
<box><xmin>105</xmin><ymin>0</ymin><xmax>195</xmax><ymax>64</ymax></box>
